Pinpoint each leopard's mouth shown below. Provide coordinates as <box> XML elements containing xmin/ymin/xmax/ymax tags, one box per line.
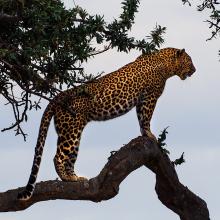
<box><xmin>185</xmin><ymin>72</ymin><xmax>193</xmax><ymax>79</ymax></box>
<box><xmin>180</xmin><ymin>72</ymin><xmax>191</xmax><ymax>80</ymax></box>
<box><xmin>181</xmin><ymin>66</ymin><xmax>196</xmax><ymax>80</ymax></box>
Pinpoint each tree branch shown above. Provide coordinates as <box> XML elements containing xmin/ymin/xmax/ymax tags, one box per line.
<box><xmin>0</xmin><ymin>136</ymin><xmax>210</xmax><ymax>219</ymax></box>
<box><xmin>0</xmin><ymin>13</ymin><xmax>19</xmax><ymax>24</ymax></box>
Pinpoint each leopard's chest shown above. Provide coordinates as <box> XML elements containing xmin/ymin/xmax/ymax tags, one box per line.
<box><xmin>89</xmin><ymin>98</ymin><xmax>137</xmax><ymax>121</ymax></box>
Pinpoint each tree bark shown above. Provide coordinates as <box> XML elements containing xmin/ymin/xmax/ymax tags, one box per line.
<box><xmin>0</xmin><ymin>136</ymin><xmax>210</xmax><ymax>220</ymax></box>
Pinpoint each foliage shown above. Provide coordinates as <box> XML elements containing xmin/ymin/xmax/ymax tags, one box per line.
<box><xmin>0</xmin><ymin>0</ymin><xmax>165</xmax><ymax>139</ymax></box>
<box><xmin>182</xmin><ymin>0</ymin><xmax>220</xmax><ymax>55</ymax></box>
<box><xmin>157</xmin><ymin>128</ymin><xmax>185</xmax><ymax>166</ymax></box>
<box><xmin>173</xmin><ymin>152</ymin><xmax>185</xmax><ymax>166</ymax></box>
<box><xmin>157</xmin><ymin>127</ymin><xmax>170</xmax><ymax>155</ymax></box>
<box><xmin>197</xmin><ymin>0</ymin><xmax>220</xmax><ymax>41</ymax></box>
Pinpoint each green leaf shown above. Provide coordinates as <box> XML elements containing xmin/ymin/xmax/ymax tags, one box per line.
<box><xmin>157</xmin><ymin>127</ymin><xmax>170</xmax><ymax>154</ymax></box>
<box><xmin>173</xmin><ymin>152</ymin><xmax>185</xmax><ymax>166</ymax></box>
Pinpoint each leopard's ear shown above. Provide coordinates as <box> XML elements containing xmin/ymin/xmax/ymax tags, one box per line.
<box><xmin>176</xmin><ymin>48</ymin><xmax>185</xmax><ymax>57</ymax></box>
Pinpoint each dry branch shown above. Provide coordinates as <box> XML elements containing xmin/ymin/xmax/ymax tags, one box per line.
<box><xmin>0</xmin><ymin>136</ymin><xmax>210</xmax><ymax>220</ymax></box>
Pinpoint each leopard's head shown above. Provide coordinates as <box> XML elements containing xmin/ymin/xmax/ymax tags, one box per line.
<box><xmin>174</xmin><ymin>48</ymin><xmax>196</xmax><ymax>80</ymax></box>
<box><xmin>158</xmin><ymin>48</ymin><xmax>196</xmax><ymax>80</ymax></box>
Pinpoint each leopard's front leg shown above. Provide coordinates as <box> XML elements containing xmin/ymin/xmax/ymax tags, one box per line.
<box><xmin>136</xmin><ymin>91</ymin><xmax>160</xmax><ymax>142</ymax></box>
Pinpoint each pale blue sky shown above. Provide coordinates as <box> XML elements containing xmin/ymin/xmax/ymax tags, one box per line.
<box><xmin>0</xmin><ymin>0</ymin><xmax>220</xmax><ymax>219</ymax></box>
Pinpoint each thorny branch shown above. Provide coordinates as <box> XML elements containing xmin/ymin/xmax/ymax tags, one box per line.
<box><xmin>197</xmin><ymin>0</ymin><xmax>220</xmax><ymax>41</ymax></box>
<box><xmin>0</xmin><ymin>60</ymin><xmax>56</xmax><ymax>140</ymax></box>
<box><xmin>181</xmin><ymin>0</ymin><xmax>192</xmax><ymax>6</ymax></box>
<box><xmin>206</xmin><ymin>19</ymin><xmax>220</xmax><ymax>40</ymax></box>
<box><xmin>182</xmin><ymin>0</ymin><xmax>220</xmax><ymax>41</ymax></box>
<box><xmin>1</xmin><ymin>85</ymin><xmax>29</xmax><ymax>140</ymax></box>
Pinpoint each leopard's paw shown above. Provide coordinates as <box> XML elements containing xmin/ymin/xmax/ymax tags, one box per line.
<box><xmin>145</xmin><ymin>130</ymin><xmax>157</xmax><ymax>143</ymax></box>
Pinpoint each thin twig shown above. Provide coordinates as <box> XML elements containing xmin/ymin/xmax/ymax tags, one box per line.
<box><xmin>88</xmin><ymin>44</ymin><xmax>111</xmax><ymax>57</ymax></box>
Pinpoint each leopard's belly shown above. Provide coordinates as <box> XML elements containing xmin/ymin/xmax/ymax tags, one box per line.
<box><xmin>89</xmin><ymin>91</ymin><xmax>139</xmax><ymax>121</ymax></box>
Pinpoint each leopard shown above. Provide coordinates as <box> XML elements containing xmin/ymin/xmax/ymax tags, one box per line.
<box><xmin>17</xmin><ymin>47</ymin><xmax>196</xmax><ymax>200</ymax></box>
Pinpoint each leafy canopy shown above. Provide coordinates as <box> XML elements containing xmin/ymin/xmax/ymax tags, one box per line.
<box><xmin>1</xmin><ymin>0</ymin><xmax>219</xmax><ymax>139</ymax></box>
<box><xmin>0</xmin><ymin>0</ymin><xmax>165</xmax><ymax>138</ymax></box>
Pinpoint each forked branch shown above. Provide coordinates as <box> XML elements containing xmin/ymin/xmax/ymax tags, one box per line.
<box><xmin>0</xmin><ymin>136</ymin><xmax>210</xmax><ymax>220</ymax></box>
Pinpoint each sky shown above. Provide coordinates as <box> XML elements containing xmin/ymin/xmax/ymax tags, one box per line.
<box><xmin>0</xmin><ymin>0</ymin><xmax>220</xmax><ymax>219</ymax></box>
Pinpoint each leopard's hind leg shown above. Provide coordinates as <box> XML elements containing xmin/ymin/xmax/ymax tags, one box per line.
<box><xmin>53</xmin><ymin>108</ymin><xmax>88</xmax><ymax>182</ymax></box>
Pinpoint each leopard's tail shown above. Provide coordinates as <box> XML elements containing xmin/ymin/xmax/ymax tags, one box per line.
<box><xmin>17</xmin><ymin>102</ymin><xmax>55</xmax><ymax>200</ymax></box>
